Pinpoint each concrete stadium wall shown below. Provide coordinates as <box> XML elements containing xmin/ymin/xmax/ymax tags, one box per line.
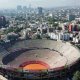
<box><xmin>8</xmin><ymin>40</ymin><xmax>80</xmax><ymax>68</ymax></box>
<box><xmin>0</xmin><ymin>40</ymin><xmax>80</xmax><ymax>80</ymax></box>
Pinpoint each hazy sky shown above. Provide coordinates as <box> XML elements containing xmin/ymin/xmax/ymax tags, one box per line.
<box><xmin>0</xmin><ymin>0</ymin><xmax>79</xmax><ymax>9</ymax></box>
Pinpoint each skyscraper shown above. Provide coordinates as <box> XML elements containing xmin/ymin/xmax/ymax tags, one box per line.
<box><xmin>0</xmin><ymin>16</ymin><xmax>6</xmax><ymax>28</ymax></box>
<box><xmin>23</xmin><ymin>6</ymin><xmax>27</xmax><ymax>11</ymax></box>
<box><xmin>38</xmin><ymin>7</ymin><xmax>43</xmax><ymax>15</ymax></box>
<box><xmin>67</xmin><ymin>14</ymin><xmax>75</xmax><ymax>21</ymax></box>
<box><xmin>17</xmin><ymin>5</ymin><xmax>22</xmax><ymax>11</ymax></box>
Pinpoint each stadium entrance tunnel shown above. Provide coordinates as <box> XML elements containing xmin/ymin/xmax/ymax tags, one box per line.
<box><xmin>19</xmin><ymin>61</ymin><xmax>50</xmax><ymax>70</ymax></box>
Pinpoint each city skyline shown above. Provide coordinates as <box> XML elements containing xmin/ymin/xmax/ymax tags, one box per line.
<box><xmin>0</xmin><ymin>0</ymin><xmax>80</xmax><ymax>9</ymax></box>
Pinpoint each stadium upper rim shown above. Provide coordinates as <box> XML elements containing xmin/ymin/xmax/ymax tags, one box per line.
<box><xmin>0</xmin><ymin>39</ymin><xmax>80</xmax><ymax>72</ymax></box>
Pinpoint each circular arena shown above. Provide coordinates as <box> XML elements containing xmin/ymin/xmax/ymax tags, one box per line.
<box><xmin>0</xmin><ymin>40</ymin><xmax>80</xmax><ymax>80</ymax></box>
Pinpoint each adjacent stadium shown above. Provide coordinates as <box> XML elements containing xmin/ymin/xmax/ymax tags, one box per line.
<box><xmin>0</xmin><ymin>40</ymin><xmax>80</xmax><ymax>80</ymax></box>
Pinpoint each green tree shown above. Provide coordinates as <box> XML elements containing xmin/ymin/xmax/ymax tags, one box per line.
<box><xmin>72</xmin><ymin>71</ymin><xmax>80</xmax><ymax>80</ymax></box>
<box><xmin>7</xmin><ymin>34</ymin><xmax>19</xmax><ymax>41</ymax></box>
<box><xmin>36</xmin><ymin>34</ymin><xmax>42</xmax><ymax>39</ymax></box>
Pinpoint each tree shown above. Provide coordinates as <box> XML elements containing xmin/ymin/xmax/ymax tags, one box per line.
<box><xmin>72</xmin><ymin>71</ymin><xmax>80</xmax><ymax>80</ymax></box>
<box><xmin>36</xmin><ymin>34</ymin><xmax>42</xmax><ymax>39</ymax></box>
<box><xmin>0</xmin><ymin>40</ymin><xmax>5</xmax><ymax>45</ymax></box>
<box><xmin>57</xmin><ymin>27</ymin><xmax>62</xmax><ymax>30</ymax></box>
<box><xmin>47</xmin><ymin>17</ymin><xmax>58</xmax><ymax>24</ymax></box>
<box><xmin>7</xmin><ymin>34</ymin><xmax>19</xmax><ymax>41</ymax></box>
<box><xmin>53</xmin><ymin>23</ymin><xmax>59</xmax><ymax>27</ymax></box>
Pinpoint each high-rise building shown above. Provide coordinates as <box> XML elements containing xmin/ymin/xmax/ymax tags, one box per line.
<box><xmin>0</xmin><ymin>16</ymin><xmax>6</xmax><ymax>28</ymax></box>
<box><xmin>68</xmin><ymin>24</ymin><xmax>73</xmax><ymax>32</ymax></box>
<box><xmin>68</xmin><ymin>23</ymin><xmax>78</xmax><ymax>32</ymax></box>
<box><xmin>23</xmin><ymin>6</ymin><xmax>27</xmax><ymax>11</ymax></box>
<box><xmin>67</xmin><ymin>14</ymin><xmax>75</xmax><ymax>21</ymax></box>
<box><xmin>17</xmin><ymin>5</ymin><xmax>22</xmax><ymax>11</ymax></box>
<box><xmin>38</xmin><ymin>7</ymin><xmax>43</xmax><ymax>15</ymax></box>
